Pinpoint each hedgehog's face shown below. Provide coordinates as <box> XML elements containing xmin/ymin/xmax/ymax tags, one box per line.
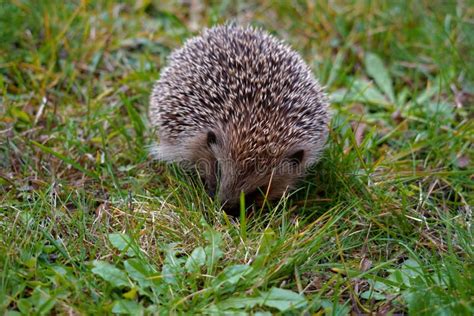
<box><xmin>199</xmin><ymin>130</ymin><xmax>314</xmax><ymax>214</ymax></box>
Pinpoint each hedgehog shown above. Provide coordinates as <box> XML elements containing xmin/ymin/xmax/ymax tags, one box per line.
<box><xmin>149</xmin><ymin>24</ymin><xmax>329</xmax><ymax>213</ymax></box>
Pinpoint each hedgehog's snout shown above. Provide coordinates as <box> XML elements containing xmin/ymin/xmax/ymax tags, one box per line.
<box><xmin>220</xmin><ymin>195</ymin><xmax>246</xmax><ymax>217</ymax></box>
<box><xmin>218</xmin><ymin>186</ymin><xmax>265</xmax><ymax>216</ymax></box>
<box><xmin>206</xmin><ymin>186</ymin><xmax>216</xmax><ymax>199</ymax></box>
<box><xmin>222</xmin><ymin>202</ymin><xmax>240</xmax><ymax>216</ymax></box>
<box><xmin>216</xmin><ymin>185</ymin><xmax>241</xmax><ymax>214</ymax></box>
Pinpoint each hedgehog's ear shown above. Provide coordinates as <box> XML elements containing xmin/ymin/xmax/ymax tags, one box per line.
<box><xmin>207</xmin><ymin>131</ymin><xmax>218</xmax><ymax>147</ymax></box>
<box><xmin>285</xmin><ymin>149</ymin><xmax>304</xmax><ymax>165</ymax></box>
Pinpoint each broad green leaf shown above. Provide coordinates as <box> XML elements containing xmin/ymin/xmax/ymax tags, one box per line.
<box><xmin>370</xmin><ymin>280</ymin><xmax>391</xmax><ymax>292</ymax></box>
<box><xmin>17</xmin><ymin>298</ymin><xmax>32</xmax><ymax>314</ymax></box>
<box><xmin>112</xmin><ymin>299</ymin><xmax>144</xmax><ymax>315</ymax></box>
<box><xmin>352</xmin><ymin>79</ymin><xmax>388</xmax><ymax>106</ymax></box>
<box><xmin>260</xmin><ymin>287</ymin><xmax>307</xmax><ymax>312</ymax></box>
<box><xmin>364</xmin><ymin>52</ymin><xmax>395</xmax><ymax>103</ymax></box>
<box><xmin>184</xmin><ymin>247</ymin><xmax>206</xmax><ymax>273</ymax></box>
<box><xmin>400</xmin><ymin>258</ymin><xmax>423</xmax><ymax>285</ymax></box>
<box><xmin>216</xmin><ymin>297</ymin><xmax>263</xmax><ymax>310</ymax></box>
<box><xmin>124</xmin><ymin>258</ymin><xmax>158</xmax><ymax>289</ymax></box>
<box><xmin>252</xmin><ymin>228</ymin><xmax>276</xmax><ymax>270</ymax></box>
<box><xmin>386</xmin><ymin>258</ymin><xmax>424</xmax><ymax>289</ymax></box>
<box><xmin>327</xmin><ymin>50</ymin><xmax>345</xmax><ymax>87</ymax></box>
<box><xmin>215</xmin><ymin>287</ymin><xmax>306</xmax><ymax>312</ymax></box>
<box><xmin>204</xmin><ymin>228</ymin><xmax>223</xmax><ymax>272</ymax></box>
<box><xmin>360</xmin><ymin>290</ymin><xmax>386</xmax><ymax>300</ymax></box>
<box><xmin>161</xmin><ymin>264</ymin><xmax>178</xmax><ymax>285</ymax></box>
<box><xmin>17</xmin><ymin>287</ymin><xmax>56</xmax><ymax>316</ymax></box>
<box><xmin>415</xmin><ymin>80</ymin><xmax>440</xmax><ymax>104</ymax></box>
<box><xmin>212</xmin><ymin>264</ymin><xmax>253</xmax><ymax>290</ymax></box>
<box><xmin>321</xmin><ymin>299</ymin><xmax>351</xmax><ymax>316</ymax></box>
<box><xmin>425</xmin><ymin>102</ymin><xmax>454</xmax><ymax>120</ymax></box>
<box><xmin>91</xmin><ymin>260</ymin><xmax>129</xmax><ymax>288</ymax></box>
<box><xmin>163</xmin><ymin>245</ymin><xmax>184</xmax><ymax>270</ymax></box>
<box><xmin>109</xmin><ymin>233</ymin><xmax>138</xmax><ymax>257</ymax></box>
<box><xmin>329</xmin><ymin>88</ymin><xmax>350</xmax><ymax>103</ymax></box>
<box><xmin>161</xmin><ymin>245</ymin><xmax>185</xmax><ymax>285</ymax></box>
<box><xmin>388</xmin><ymin>269</ymin><xmax>406</xmax><ymax>288</ymax></box>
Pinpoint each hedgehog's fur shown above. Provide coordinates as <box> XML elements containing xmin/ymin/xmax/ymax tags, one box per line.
<box><xmin>149</xmin><ymin>24</ymin><xmax>329</xmax><ymax>211</ymax></box>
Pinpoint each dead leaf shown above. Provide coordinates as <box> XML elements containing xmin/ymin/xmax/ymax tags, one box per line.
<box><xmin>351</xmin><ymin>121</ymin><xmax>367</xmax><ymax>146</ymax></box>
<box><xmin>391</xmin><ymin>108</ymin><xmax>404</xmax><ymax>124</ymax></box>
<box><xmin>457</xmin><ymin>155</ymin><xmax>470</xmax><ymax>169</ymax></box>
<box><xmin>359</xmin><ymin>257</ymin><xmax>372</xmax><ymax>272</ymax></box>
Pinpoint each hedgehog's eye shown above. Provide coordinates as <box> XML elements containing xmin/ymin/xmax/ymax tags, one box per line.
<box><xmin>286</xmin><ymin>149</ymin><xmax>304</xmax><ymax>166</ymax></box>
<box><xmin>207</xmin><ymin>131</ymin><xmax>217</xmax><ymax>147</ymax></box>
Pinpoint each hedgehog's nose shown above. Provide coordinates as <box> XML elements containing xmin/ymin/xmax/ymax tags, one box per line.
<box><xmin>217</xmin><ymin>188</ymin><xmax>247</xmax><ymax>216</ymax></box>
<box><xmin>220</xmin><ymin>191</ymin><xmax>260</xmax><ymax>217</ymax></box>
<box><xmin>207</xmin><ymin>188</ymin><xmax>216</xmax><ymax>198</ymax></box>
<box><xmin>224</xmin><ymin>203</ymin><xmax>241</xmax><ymax>217</ymax></box>
<box><xmin>218</xmin><ymin>194</ymin><xmax>241</xmax><ymax>216</ymax></box>
<box><xmin>204</xmin><ymin>180</ymin><xmax>216</xmax><ymax>198</ymax></box>
<box><xmin>223</xmin><ymin>199</ymin><xmax>259</xmax><ymax>217</ymax></box>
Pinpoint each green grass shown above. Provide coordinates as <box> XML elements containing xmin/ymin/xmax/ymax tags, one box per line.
<box><xmin>1</xmin><ymin>0</ymin><xmax>473</xmax><ymax>314</ymax></box>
